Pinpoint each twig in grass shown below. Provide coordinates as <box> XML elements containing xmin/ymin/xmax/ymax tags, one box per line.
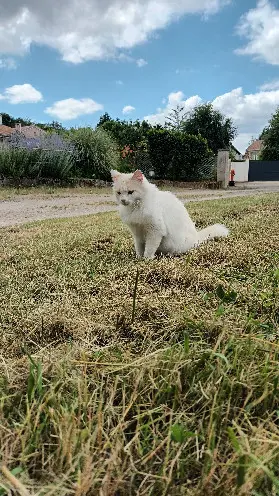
<box><xmin>1</xmin><ymin>465</ymin><xmax>31</xmax><ymax>496</ymax></box>
<box><xmin>131</xmin><ymin>268</ymin><xmax>139</xmax><ymax>324</ymax></box>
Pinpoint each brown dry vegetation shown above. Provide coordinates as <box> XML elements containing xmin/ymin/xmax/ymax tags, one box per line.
<box><xmin>1</xmin><ymin>194</ymin><xmax>279</xmax><ymax>495</ymax></box>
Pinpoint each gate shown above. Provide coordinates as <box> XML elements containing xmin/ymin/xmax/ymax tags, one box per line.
<box><xmin>248</xmin><ymin>160</ymin><xmax>279</xmax><ymax>181</ymax></box>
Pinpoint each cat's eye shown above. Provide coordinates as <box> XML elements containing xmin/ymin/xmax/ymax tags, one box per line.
<box><xmin>128</xmin><ymin>190</ymin><xmax>134</xmax><ymax>195</ymax></box>
<box><xmin>117</xmin><ymin>192</ymin><xmax>121</xmax><ymax>195</ymax></box>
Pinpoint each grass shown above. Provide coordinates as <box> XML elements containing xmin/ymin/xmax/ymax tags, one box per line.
<box><xmin>0</xmin><ymin>193</ymin><xmax>279</xmax><ymax>495</ymax></box>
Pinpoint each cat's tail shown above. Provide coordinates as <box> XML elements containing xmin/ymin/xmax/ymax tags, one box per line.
<box><xmin>196</xmin><ymin>223</ymin><xmax>229</xmax><ymax>245</ymax></box>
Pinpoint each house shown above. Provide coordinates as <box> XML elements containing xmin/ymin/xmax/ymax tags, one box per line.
<box><xmin>0</xmin><ymin>124</ymin><xmax>14</xmax><ymax>142</ymax></box>
<box><xmin>230</xmin><ymin>145</ymin><xmax>243</xmax><ymax>161</ymax></box>
<box><xmin>0</xmin><ymin>114</ymin><xmax>46</xmax><ymax>143</ymax></box>
<box><xmin>14</xmin><ymin>122</ymin><xmax>46</xmax><ymax>139</ymax></box>
<box><xmin>244</xmin><ymin>140</ymin><xmax>264</xmax><ymax>160</ymax></box>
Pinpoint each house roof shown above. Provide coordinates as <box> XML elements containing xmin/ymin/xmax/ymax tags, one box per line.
<box><xmin>0</xmin><ymin>125</ymin><xmax>15</xmax><ymax>136</ymax></box>
<box><xmin>246</xmin><ymin>140</ymin><xmax>264</xmax><ymax>152</ymax></box>
<box><xmin>20</xmin><ymin>125</ymin><xmax>46</xmax><ymax>138</ymax></box>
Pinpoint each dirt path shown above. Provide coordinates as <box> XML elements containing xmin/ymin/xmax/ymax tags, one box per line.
<box><xmin>1</xmin><ymin>183</ymin><xmax>279</xmax><ymax>228</ymax></box>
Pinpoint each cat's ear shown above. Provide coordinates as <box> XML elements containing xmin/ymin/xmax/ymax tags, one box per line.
<box><xmin>111</xmin><ymin>169</ymin><xmax>120</xmax><ymax>182</ymax></box>
<box><xmin>132</xmin><ymin>170</ymin><xmax>144</xmax><ymax>183</ymax></box>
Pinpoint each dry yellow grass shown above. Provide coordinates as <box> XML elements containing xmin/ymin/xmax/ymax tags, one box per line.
<box><xmin>0</xmin><ymin>185</ymin><xmax>112</xmax><ymax>200</ymax></box>
<box><xmin>0</xmin><ymin>193</ymin><xmax>279</xmax><ymax>495</ymax></box>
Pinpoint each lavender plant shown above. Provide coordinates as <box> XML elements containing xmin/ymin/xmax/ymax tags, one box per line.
<box><xmin>0</xmin><ymin>132</ymin><xmax>74</xmax><ymax>179</ymax></box>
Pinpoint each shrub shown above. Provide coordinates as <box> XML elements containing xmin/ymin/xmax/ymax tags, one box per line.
<box><xmin>0</xmin><ymin>133</ymin><xmax>74</xmax><ymax>179</ymax></box>
<box><xmin>147</xmin><ymin>128</ymin><xmax>213</xmax><ymax>181</ymax></box>
<box><xmin>0</xmin><ymin>147</ymin><xmax>41</xmax><ymax>179</ymax></box>
<box><xmin>69</xmin><ymin>127</ymin><xmax>120</xmax><ymax>180</ymax></box>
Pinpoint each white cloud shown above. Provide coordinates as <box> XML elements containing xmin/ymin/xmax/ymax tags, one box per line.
<box><xmin>259</xmin><ymin>79</ymin><xmax>279</xmax><ymax>91</ymax></box>
<box><xmin>144</xmin><ymin>91</ymin><xmax>202</xmax><ymax>125</ymax></box>
<box><xmin>0</xmin><ymin>1</ymin><xmax>230</xmax><ymax>64</ymax></box>
<box><xmin>236</xmin><ymin>1</ymin><xmax>279</xmax><ymax>66</ymax></box>
<box><xmin>0</xmin><ymin>83</ymin><xmax>42</xmax><ymax>104</ymax></box>
<box><xmin>144</xmin><ymin>86</ymin><xmax>279</xmax><ymax>153</ymax></box>
<box><xmin>116</xmin><ymin>80</ymin><xmax>124</xmax><ymax>85</ymax></box>
<box><xmin>136</xmin><ymin>58</ymin><xmax>147</xmax><ymax>68</ymax></box>
<box><xmin>212</xmin><ymin>87</ymin><xmax>279</xmax><ymax>129</ymax></box>
<box><xmin>0</xmin><ymin>57</ymin><xmax>17</xmax><ymax>70</ymax></box>
<box><xmin>122</xmin><ymin>105</ymin><xmax>135</xmax><ymax>115</ymax></box>
<box><xmin>45</xmin><ymin>98</ymin><xmax>103</xmax><ymax>120</ymax></box>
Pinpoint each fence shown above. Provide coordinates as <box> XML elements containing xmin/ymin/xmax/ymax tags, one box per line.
<box><xmin>230</xmin><ymin>160</ymin><xmax>249</xmax><ymax>182</ymax></box>
<box><xmin>134</xmin><ymin>149</ymin><xmax>217</xmax><ymax>182</ymax></box>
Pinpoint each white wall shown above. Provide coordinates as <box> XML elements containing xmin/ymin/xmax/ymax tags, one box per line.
<box><xmin>231</xmin><ymin>160</ymin><xmax>249</xmax><ymax>182</ymax></box>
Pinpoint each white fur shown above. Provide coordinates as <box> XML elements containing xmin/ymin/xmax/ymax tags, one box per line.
<box><xmin>111</xmin><ymin>170</ymin><xmax>229</xmax><ymax>259</ymax></box>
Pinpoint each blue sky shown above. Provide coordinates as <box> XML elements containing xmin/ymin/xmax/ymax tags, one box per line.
<box><xmin>1</xmin><ymin>0</ymin><xmax>279</xmax><ymax>152</ymax></box>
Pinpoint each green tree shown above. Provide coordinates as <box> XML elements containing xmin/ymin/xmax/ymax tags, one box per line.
<box><xmin>97</xmin><ymin>114</ymin><xmax>151</xmax><ymax>149</ymax></box>
<box><xmin>165</xmin><ymin>104</ymin><xmax>188</xmax><ymax>131</ymax></box>
<box><xmin>260</xmin><ymin>107</ymin><xmax>279</xmax><ymax>160</ymax></box>
<box><xmin>182</xmin><ymin>103</ymin><xmax>237</xmax><ymax>155</ymax></box>
<box><xmin>37</xmin><ymin>121</ymin><xmax>66</xmax><ymax>134</ymax></box>
<box><xmin>0</xmin><ymin>112</ymin><xmax>32</xmax><ymax>127</ymax></box>
<box><xmin>97</xmin><ymin>113</ymin><xmax>112</xmax><ymax>126</ymax></box>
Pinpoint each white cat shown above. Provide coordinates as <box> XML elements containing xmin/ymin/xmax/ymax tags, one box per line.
<box><xmin>111</xmin><ymin>169</ymin><xmax>229</xmax><ymax>259</ymax></box>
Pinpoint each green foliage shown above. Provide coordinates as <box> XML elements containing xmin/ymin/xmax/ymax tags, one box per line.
<box><xmin>97</xmin><ymin>113</ymin><xmax>152</xmax><ymax>150</ymax></box>
<box><xmin>97</xmin><ymin>108</ymin><xmax>236</xmax><ymax>181</ymax></box>
<box><xmin>182</xmin><ymin>103</ymin><xmax>237</xmax><ymax>154</ymax></box>
<box><xmin>36</xmin><ymin>120</ymin><xmax>66</xmax><ymax>134</ymax></box>
<box><xmin>0</xmin><ymin>112</ymin><xmax>32</xmax><ymax>127</ymax></box>
<box><xmin>165</xmin><ymin>104</ymin><xmax>188</xmax><ymax>130</ymax></box>
<box><xmin>0</xmin><ymin>148</ymin><xmax>41</xmax><ymax>178</ymax></box>
<box><xmin>0</xmin><ymin>105</ymin><xmax>238</xmax><ymax>182</ymax></box>
<box><xmin>170</xmin><ymin>424</ymin><xmax>195</xmax><ymax>443</ymax></box>
<box><xmin>26</xmin><ymin>353</ymin><xmax>44</xmax><ymax>403</ymax></box>
<box><xmin>70</xmin><ymin>127</ymin><xmax>120</xmax><ymax>180</ymax></box>
<box><xmin>260</xmin><ymin>107</ymin><xmax>279</xmax><ymax>160</ymax></box>
<box><xmin>147</xmin><ymin>128</ymin><xmax>213</xmax><ymax>181</ymax></box>
<box><xmin>0</xmin><ymin>148</ymin><xmax>74</xmax><ymax>180</ymax></box>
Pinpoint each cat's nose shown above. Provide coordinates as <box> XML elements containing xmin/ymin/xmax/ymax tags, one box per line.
<box><xmin>121</xmin><ymin>199</ymin><xmax>129</xmax><ymax>206</ymax></box>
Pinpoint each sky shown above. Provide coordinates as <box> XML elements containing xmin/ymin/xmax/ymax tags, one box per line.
<box><xmin>0</xmin><ymin>0</ymin><xmax>279</xmax><ymax>153</ymax></box>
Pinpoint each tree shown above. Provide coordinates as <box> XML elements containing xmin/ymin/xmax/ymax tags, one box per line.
<box><xmin>97</xmin><ymin>113</ymin><xmax>112</xmax><ymax>127</ymax></box>
<box><xmin>0</xmin><ymin>112</ymin><xmax>32</xmax><ymax>127</ymax></box>
<box><xmin>260</xmin><ymin>107</ymin><xmax>279</xmax><ymax>160</ymax></box>
<box><xmin>165</xmin><ymin>105</ymin><xmax>188</xmax><ymax>131</ymax></box>
<box><xmin>97</xmin><ymin>115</ymin><xmax>151</xmax><ymax>150</ymax></box>
<box><xmin>259</xmin><ymin>127</ymin><xmax>269</xmax><ymax>141</ymax></box>
<box><xmin>37</xmin><ymin>121</ymin><xmax>66</xmax><ymax>134</ymax></box>
<box><xmin>181</xmin><ymin>103</ymin><xmax>237</xmax><ymax>155</ymax></box>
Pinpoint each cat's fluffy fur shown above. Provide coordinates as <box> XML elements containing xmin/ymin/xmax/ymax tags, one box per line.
<box><xmin>111</xmin><ymin>169</ymin><xmax>229</xmax><ymax>259</ymax></box>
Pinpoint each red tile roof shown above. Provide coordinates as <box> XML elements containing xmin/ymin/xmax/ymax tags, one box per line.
<box><xmin>0</xmin><ymin>125</ymin><xmax>15</xmax><ymax>136</ymax></box>
<box><xmin>246</xmin><ymin>140</ymin><xmax>264</xmax><ymax>152</ymax></box>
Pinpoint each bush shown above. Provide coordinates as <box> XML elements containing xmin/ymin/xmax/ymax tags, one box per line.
<box><xmin>69</xmin><ymin>127</ymin><xmax>120</xmax><ymax>180</ymax></box>
<box><xmin>0</xmin><ymin>133</ymin><xmax>74</xmax><ymax>179</ymax></box>
<box><xmin>0</xmin><ymin>148</ymin><xmax>41</xmax><ymax>179</ymax></box>
<box><xmin>147</xmin><ymin>128</ymin><xmax>213</xmax><ymax>181</ymax></box>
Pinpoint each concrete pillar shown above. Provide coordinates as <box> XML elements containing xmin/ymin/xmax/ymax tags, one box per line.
<box><xmin>217</xmin><ymin>149</ymin><xmax>230</xmax><ymax>188</ymax></box>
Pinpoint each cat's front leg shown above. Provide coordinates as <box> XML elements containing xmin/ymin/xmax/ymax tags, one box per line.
<box><xmin>144</xmin><ymin>231</ymin><xmax>162</xmax><ymax>259</ymax></box>
<box><xmin>134</xmin><ymin>235</ymin><xmax>145</xmax><ymax>258</ymax></box>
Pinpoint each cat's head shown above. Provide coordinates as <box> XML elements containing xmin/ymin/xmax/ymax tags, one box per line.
<box><xmin>111</xmin><ymin>170</ymin><xmax>147</xmax><ymax>207</ymax></box>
